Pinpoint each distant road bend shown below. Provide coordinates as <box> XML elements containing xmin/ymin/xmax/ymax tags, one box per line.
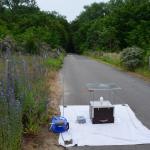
<box><xmin>61</xmin><ymin>54</ymin><xmax>150</xmax><ymax>150</ymax></box>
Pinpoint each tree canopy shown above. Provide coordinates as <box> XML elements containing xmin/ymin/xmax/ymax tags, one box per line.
<box><xmin>0</xmin><ymin>0</ymin><xmax>150</xmax><ymax>54</ymax></box>
<box><xmin>0</xmin><ymin>1</ymin><xmax>72</xmax><ymax>53</ymax></box>
<box><xmin>71</xmin><ymin>0</ymin><xmax>150</xmax><ymax>53</ymax></box>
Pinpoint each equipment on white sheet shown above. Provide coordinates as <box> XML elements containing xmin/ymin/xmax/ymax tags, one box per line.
<box><xmin>61</xmin><ymin>132</ymin><xmax>73</xmax><ymax>145</ymax></box>
<box><xmin>59</xmin><ymin>105</ymin><xmax>150</xmax><ymax>147</ymax></box>
<box><xmin>100</xmin><ymin>96</ymin><xmax>104</xmax><ymax>105</ymax></box>
<box><xmin>90</xmin><ymin>100</ymin><xmax>114</xmax><ymax>124</ymax></box>
<box><xmin>87</xmin><ymin>83</ymin><xmax>121</xmax><ymax>124</ymax></box>
<box><xmin>77</xmin><ymin>116</ymin><xmax>86</xmax><ymax>124</ymax></box>
<box><xmin>49</xmin><ymin>116</ymin><xmax>69</xmax><ymax>133</ymax></box>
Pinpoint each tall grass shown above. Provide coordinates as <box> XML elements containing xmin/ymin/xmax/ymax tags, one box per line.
<box><xmin>85</xmin><ymin>51</ymin><xmax>150</xmax><ymax>79</ymax></box>
<box><xmin>43</xmin><ymin>54</ymin><xmax>64</xmax><ymax>70</ymax></box>
<box><xmin>99</xmin><ymin>53</ymin><xmax>121</xmax><ymax>67</ymax></box>
<box><xmin>0</xmin><ymin>52</ymin><xmax>64</xmax><ymax>149</ymax></box>
<box><xmin>0</xmin><ymin>59</ymin><xmax>22</xmax><ymax>150</ymax></box>
<box><xmin>84</xmin><ymin>51</ymin><xmax>121</xmax><ymax>67</ymax></box>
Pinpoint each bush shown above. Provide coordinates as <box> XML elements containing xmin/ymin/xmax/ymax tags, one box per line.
<box><xmin>121</xmin><ymin>46</ymin><xmax>144</xmax><ymax>71</ymax></box>
<box><xmin>43</xmin><ymin>55</ymin><xmax>63</xmax><ymax>70</ymax></box>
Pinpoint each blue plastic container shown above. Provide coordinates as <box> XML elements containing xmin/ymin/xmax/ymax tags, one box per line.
<box><xmin>49</xmin><ymin>116</ymin><xmax>69</xmax><ymax>133</ymax></box>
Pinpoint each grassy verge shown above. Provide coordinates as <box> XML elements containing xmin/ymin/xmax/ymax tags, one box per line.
<box><xmin>0</xmin><ymin>52</ymin><xmax>64</xmax><ymax>150</ymax></box>
<box><xmin>22</xmin><ymin>54</ymin><xmax>65</xmax><ymax>150</ymax></box>
<box><xmin>84</xmin><ymin>51</ymin><xmax>150</xmax><ymax>80</ymax></box>
<box><xmin>135</xmin><ymin>67</ymin><xmax>150</xmax><ymax>79</ymax></box>
<box><xmin>23</xmin><ymin>70</ymin><xmax>64</xmax><ymax>150</ymax></box>
<box><xmin>43</xmin><ymin>54</ymin><xmax>64</xmax><ymax>70</ymax></box>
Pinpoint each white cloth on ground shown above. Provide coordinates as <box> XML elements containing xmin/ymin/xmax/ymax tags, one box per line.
<box><xmin>59</xmin><ymin>105</ymin><xmax>150</xmax><ymax>147</ymax></box>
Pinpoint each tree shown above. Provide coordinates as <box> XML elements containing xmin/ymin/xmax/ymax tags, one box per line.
<box><xmin>72</xmin><ymin>0</ymin><xmax>150</xmax><ymax>53</ymax></box>
<box><xmin>0</xmin><ymin>0</ymin><xmax>5</xmax><ymax>12</ymax></box>
<box><xmin>0</xmin><ymin>0</ymin><xmax>71</xmax><ymax>54</ymax></box>
<box><xmin>3</xmin><ymin>0</ymin><xmax>36</xmax><ymax>9</ymax></box>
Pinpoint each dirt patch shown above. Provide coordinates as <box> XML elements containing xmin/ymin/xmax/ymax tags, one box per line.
<box><xmin>23</xmin><ymin>126</ymin><xmax>64</xmax><ymax>150</ymax></box>
<box><xmin>47</xmin><ymin>71</ymin><xmax>62</xmax><ymax>117</ymax></box>
<box><xmin>23</xmin><ymin>71</ymin><xmax>64</xmax><ymax>150</ymax></box>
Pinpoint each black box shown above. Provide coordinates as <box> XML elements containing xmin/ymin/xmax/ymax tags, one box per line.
<box><xmin>90</xmin><ymin>101</ymin><xmax>114</xmax><ymax>124</ymax></box>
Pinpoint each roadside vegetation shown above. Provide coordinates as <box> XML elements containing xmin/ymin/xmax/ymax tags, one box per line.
<box><xmin>0</xmin><ymin>1</ymin><xmax>66</xmax><ymax>149</ymax></box>
<box><xmin>0</xmin><ymin>0</ymin><xmax>72</xmax><ymax>54</ymax></box>
<box><xmin>0</xmin><ymin>0</ymin><xmax>150</xmax><ymax>149</ymax></box>
<box><xmin>71</xmin><ymin>0</ymin><xmax>150</xmax><ymax>78</ymax></box>
<box><xmin>84</xmin><ymin>50</ymin><xmax>150</xmax><ymax>79</ymax></box>
<box><xmin>0</xmin><ymin>49</ymin><xmax>64</xmax><ymax>150</ymax></box>
<box><xmin>71</xmin><ymin>0</ymin><xmax>150</xmax><ymax>53</ymax></box>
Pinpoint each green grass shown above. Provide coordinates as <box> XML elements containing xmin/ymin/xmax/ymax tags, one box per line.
<box><xmin>44</xmin><ymin>58</ymin><xmax>62</xmax><ymax>70</ymax></box>
<box><xmin>99</xmin><ymin>53</ymin><xmax>121</xmax><ymax>67</ymax></box>
<box><xmin>84</xmin><ymin>51</ymin><xmax>150</xmax><ymax>80</ymax></box>
<box><xmin>0</xmin><ymin>52</ymin><xmax>65</xmax><ymax>150</ymax></box>
<box><xmin>136</xmin><ymin>67</ymin><xmax>150</xmax><ymax>78</ymax></box>
<box><xmin>43</xmin><ymin>54</ymin><xmax>64</xmax><ymax>70</ymax></box>
<box><xmin>0</xmin><ymin>58</ymin><xmax>4</xmax><ymax>78</ymax></box>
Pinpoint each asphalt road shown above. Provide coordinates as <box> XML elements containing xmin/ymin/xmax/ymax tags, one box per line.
<box><xmin>60</xmin><ymin>54</ymin><xmax>150</xmax><ymax>150</ymax></box>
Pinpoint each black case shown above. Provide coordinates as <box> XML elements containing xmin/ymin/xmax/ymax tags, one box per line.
<box><xmin>92</xmin><ymin>107</ymin><xmax>114</xmax><ymax>124</ymax></box>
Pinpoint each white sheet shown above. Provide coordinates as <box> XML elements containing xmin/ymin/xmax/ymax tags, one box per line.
<box><xmin>59</xmin><ymin>105</ymin><xmax>150</xmax><ymax>147</ymax></box>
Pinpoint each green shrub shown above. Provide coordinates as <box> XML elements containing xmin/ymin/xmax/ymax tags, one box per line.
<box><xmin>121</xmin><ymin>46</ymin><xmax>144</xmax><ymax>71</ymax></box>
<box><xmin>43</xmin><ymin>56</ymin><xmax>63</xmax><ymax>70</ymax></box>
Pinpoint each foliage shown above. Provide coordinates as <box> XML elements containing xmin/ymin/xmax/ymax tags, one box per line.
<box><xmin>121</xmin><ymin>46</ymin><xmax>144</xmax><ymax>71</ymax></box>
<box><xmin>85</xmin><ymin>51</ymin><xmax>121</xmax><ymax>67</ymax></box>
<box><xmin>71</xmin><ymin>0</ymin><xmax>150</xmax><ymax>53</ymax></box>
<box><xmin>0</xmin><ymin>99</ymin><xmax>22</xmax><ymax>150</ymax></box>
<box><xmin>0</xmin><ymin>59</ymin><xmax>22</xmax><ymax>150</ymax></box>
<box><xmin>2</xmin><ymin>0</ymin><xmax>149</xmax><ymax>55</ymax></box>
<box><xmin>0</xmin><ymin>3</ymin><xmax>71</xmax><ymax>53</ymax></box>
<box><xmin>0</xmin><ymin>1</ymin><xmax>67</xmax><ymax>149</ymax></box>
<box><xmin>0</xmin><ymin>52</ymin><xmax>64</xmax><ymax>149</ymax></box>
<box><xmin>43</xmin><ymin>54</ymin><xmax>64</xmax><ymax>70</ymax></box>
<box><xmin>3</xmin><ymin>0</ymin><xmax>37</xmax><ymax>10</ymax></box>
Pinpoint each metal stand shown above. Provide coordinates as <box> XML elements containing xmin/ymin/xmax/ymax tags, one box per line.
<box><xmin>87</xmin><ymin>83</ymin><xmax>121</xmax><ymax>124</ymax></box>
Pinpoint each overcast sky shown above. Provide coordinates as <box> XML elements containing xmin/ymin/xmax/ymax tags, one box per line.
<box><xmin>36</xmin><ymin>0</ymin><xmax>109</xmax><ymax>22</ymax></box>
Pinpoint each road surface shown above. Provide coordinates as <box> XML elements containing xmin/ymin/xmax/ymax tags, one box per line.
<box><xmin>60</xmin><ymin>54</ymin><xmax>150</xmax><ymax>150</ymax></box>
